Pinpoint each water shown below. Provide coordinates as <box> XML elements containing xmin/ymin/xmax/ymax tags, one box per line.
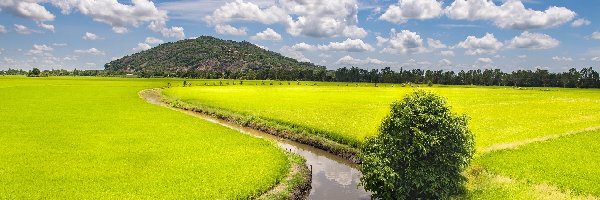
<box><xmin>141</xmin><ymin>89</ymin><xmax>371</xmax><ymax>199</ymax></box>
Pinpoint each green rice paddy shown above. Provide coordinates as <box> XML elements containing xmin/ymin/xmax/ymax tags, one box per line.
<box><xmin>163</xmin><ymin>82</ymin><xmax>600</xmax><ymax>198</ymax></box>
<box><xmin>0</xmin><ymin>76</ymin><xmax>290</xmax><ymax>199</ymax></box>
<box><xmin>3</xmin><ymin>76</ymin><xmax>600</xmax><ymax>199</ymax></box>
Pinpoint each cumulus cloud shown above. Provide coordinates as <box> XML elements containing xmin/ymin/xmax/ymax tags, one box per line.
<box><xmin>476</xmin><ymin>57</ymin><xmax>493</xmax><ymax>64</ymax></box>
<box><xmin>132</xmin><ymin>43</ymin><xmax>151</xmax><ymax>52</ymax></box>
<box><xmin>552</xmin><ymin>56</ymin><xmax>572</xmax><ymax>61</ymax></box>
<box><xmin>571</xmin><ymin>18</ymin><xmax>591</xmax><ymax>27</ymax></box>
<box><xmin>291</xmin><ymin>42</ymin><xmax>315</xmax><ymax>51</ymax></box>
<box><xmin>205</xmin><ymin>0</ymin><xmax>366</xmax><ymax>39</ymax></box>
<box><xmin>445</xmin><ymin>0</ymin><xmax>576</xmax><ymax>30</ymax></box>
<box><xmin>14</xmin><ymin>24</ymin><xmax>39</xmax><ymax>34</ymax></box>
<box><xmin>52</xmin><ymin>0</ymin><xmax>184</xmax><ymax>39</ymax></box>
<box><xmin>440</xmin><ymin>50</ymin><xmax>455</xmax><ymax>57</ymax></box>
<box><xmin>336</xmin><ymin>55</ymin><xmax>390</xmax><ymax>65</ymax></box>
<box><xmin>427</xmin><ymin>38</ymin><xmax>447</xmax><ymax>49</ymax></box>
<box><xmin>144</xmin><ymin>37</ymin><xmax>163</xmax><ymax>44</ymax></box>
<box><xmin>74</xmin><ymin>48</ymin><xmax>105</xmax><ymax>56</ymax></box>
<box><xmin>37</xmin><ymin>22</ymin><xmax>55</xmax><ymax>32</ymax></box>
<box><xmin>439</xmin><ymin>58</ymin><xmax>452</xmax><ymax>65</ymax></box>
<box><xmin>215</xmin><ymin>24</ymin><xmax>247</xmax><ymax>36</ymax></box>
<box><xmin>82</xmin><ymin>32</ymin><xmax>101</xmax><ymax>40</ymax></box>
<box><xmin>506</xmin><ymin>31</ymin><xmax>559</xmax><ymax>49</ymax></box>
<box><xmin>0</xmin><ymin>25</ymin><xmax>6</xmax><ymax>33</ymax></box>
<box><xmin>0</xmin><ymin>1</ymin><xmax>55</xmax><ymax>21</ymax></box>
<box><xmin>318</xmin><ymin>38</ymin><xmax>374</xmax><ymax>52</ymax></box>
<box><xmin>592</xmin><ymin>32</ymin><xmax>600</xmax><ymax>40</ymax></box>
<box><xmin>379</xmin><ymin>0</ymin><xmax>443</xmax><ymax>24</ymax></box>
<box><xmin>251</xmin><ymin>28</ymin><xmax>282</xmax><ymax>41</ymax></box>
<box><xmin>456</xmin><ymin>33</ymin><xmax>503</xmax><ymax>55</ymax></box>
<box><xmin>28</xmin><ymin>44</ymin><xmax>54</xmax><ymax>56</ymax></box>
<box><xmin>343</xmin><ymin>26</ymin><xmax>368</xmax><ymax>39</ymax></box>
<box><xmin>379</xmin><ymin>29</ymin><xmax>426</xmax><ymax>54</ymax></box>
<box><xmin>279</xmin><ymin>46</ymin><xmax>310</xmax><ymax>62</ymax></box>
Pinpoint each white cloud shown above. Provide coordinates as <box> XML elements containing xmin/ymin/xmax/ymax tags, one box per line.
<box><xmin>427</xmin><ymin>38</ymin><xmax>447</xmax><ymax>49</ymax></box>
<box><xmin>439</xmin><ymin>59</ymin><xmax>452</xmax><ymax>65</ymax></box>
<box><xmin>203</xmin><ymin>0</ymin><xmax>286</xmax><ymax>25</ymax></box>
<box><xmin>507</xmin><ymin>31</ymin><xmax>559</xmax><ymax>49</ymax></box>
<box><xmin>215</xmin><ymin>24</ymin><xmax>247</xmax><ymax>36</ymax></box>
<box><xmin>279</xmin><ymin>46</ymin><xmax>310</xmax><ymax>62</ymax></box>
<box><xmin>37</xmin><ymin>22</ymin><xmax>55</xmax><ymax>32</ymax></box>
<box><xmin>144</xmin><ymin>37</ymin><xmax>163</xmax><ymax>44</ymax></box>
<box><xmin>53</xmin><ymin>43</ymin><xmax>67</xmax><ymax>46</ymax></box>
<box><xmin>132</xmin><ymin>43</ymin><xmax>151</xmax><ymax>52</ymax></box>
<box><xmin>0</xmin><ymin>25</ymin><xmax>6</xmax><ymax>33</ymax></box>
<box><xmin>476</xmin><ymin>57</ymin><xmax>493</xmax><ymax>64</ymax></box>
<box><xmin>518</xmin><ymin>55</ymin><xmax>527</xmax><ymax>59</ymax></box>
<box><xmin>28</xmin><ymin>44</ymin><xmax>53</xmax><ymax>56</ymax></box>
<box><xmin>291</xmin><ymin>42</ymin><xmax>315</xmax><ymax>51</ymax></box>
<box><xmin>591</xmin><ymin>57</ymin><xmax>600</xmax><ymax>61</ymax></box>
<box><xmin>375</xmin><ymin>36</ymin><xmax>388</xmax><ymax>46</ymax></box>
<box><xmin>205</xmin><ymin>0</ymin><xmax>366</xmax><ymax>39</ymax></box>
<box><xmin>379</xmin><ymin>0</ymin><xmax>443</xmax><ymax>24</ymax></box>
<box><xmin>571</xmin><ymin>18</ymin><xmax>591</xmax><ymax>27</ymax></box>
<box><xmin>552</xmin><ymin>56</ymin><xmax>572</xmax><ymax>61</ymax></box>
<box><xmin>112</xmin><ymin>27</ymin><xmax>128</xmax><ymax>34</ymax></box>
<box><xmin>336</xmin><ymin>55</ymin><xmax>390</xmax><ymax>65</ymax></box>
<box><xmin>0</xmin><ymin>1</ymin><xmax>55</xmax><ymax>21</ymax></box>
<box><xmin>51</xmin><ymin>0</ymin><xmax>184</xmax><ymax>39</ymax></box>
<box><xmin>318</xmin><ymin>38</ymin><xmax>374</xmax><ymax>52</ymax></box>
<box><xmin>445</xmin><ymin>0</ymin><xmax>576</xmax><ymax>30</ymax></box>
<box><xmin>592</xmin><ymin>32</ymin><xmax>600</xmax><ymax>40</ymax></box>
<box><xmin>440</xmin><ymin>50</ymin><xmax>455</xmax><ymax>57</ymax></box>
<box><xmin>74</xmin><ymin>48</ymin><xmax>105</xmax><ymax>56</ymax></box>
<box><xmin>379</xmin><ymin>29</ymin><xmax>426</xmax><ymax>54</ymax></box>
<box><xmin>251</xmin><ymin>28</ymin><xmax>282</xmax><ymax>41</ymax></box>
<box><xmin>254</xmin><ymin>44</ymin><xmax>269</xmax><ymax>50</ymax></box>
<box><xmin>343</xmin><ymin>26</ymin><xmax>368</xmax><ymax>39</ymax></box>
<box><xmin>14</xmin><ymin>24</ymin><xmax>39</xmax><ymax>34</ymax></box>
<box><xmin>456</xmin><ymin>33</ymin><xmax>503</xmax><ymax>55</ymax></box>
<box><xmin>82</xmin><ymin>32</ymin><xmax>101</xmax><ymax>40</ymax></box>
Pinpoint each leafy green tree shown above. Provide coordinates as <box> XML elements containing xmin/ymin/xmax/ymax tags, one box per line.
<box><xmin>27</xmin><ymin>68</ymin><xmax>41</xmax><ymax>77</ymax></box>
<box><xmin>359</xmin><ymin>90</ymin><xmax>475</xmax><ymax>199</ymax></box>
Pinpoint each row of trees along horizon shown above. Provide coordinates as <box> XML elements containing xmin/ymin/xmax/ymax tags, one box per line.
<box><xmin>2</xmin><ymin>66</ymin><xmax>600</xmax><ymax>88</ymax></box>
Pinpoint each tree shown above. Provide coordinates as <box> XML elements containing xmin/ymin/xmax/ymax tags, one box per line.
<box><xmin>359</xmin><ymin>90</ymin><xmax>475</xmax><ymax>199</ymax></box>
<box><xmin>27</xmin><ymin>68</ymin><xmax>41</xmax><ymax>77</ymax></box>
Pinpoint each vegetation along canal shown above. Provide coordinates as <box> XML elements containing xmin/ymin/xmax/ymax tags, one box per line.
<box><xmin>140</xmin><ymin>89</ymin><xmax>371</xmax><ymax>199</ymax></box>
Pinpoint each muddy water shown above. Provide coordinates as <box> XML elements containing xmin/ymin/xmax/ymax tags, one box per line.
<box><xmin>140</xmin><ymin>90</ymin><xmax>371</xmax><ymax>200</ymax></box>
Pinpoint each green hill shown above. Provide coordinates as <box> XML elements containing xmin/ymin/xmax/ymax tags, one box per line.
<box><xmin>105</xmin><ymin>36</ymin><xmax>327</xmax><ymax>80</ymax></box>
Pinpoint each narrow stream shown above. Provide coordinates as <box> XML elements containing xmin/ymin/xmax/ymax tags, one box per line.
<box><xmin>141</xmin><ymin>90</ymin><xmax>371</xmax><ymax>199</ymax></box>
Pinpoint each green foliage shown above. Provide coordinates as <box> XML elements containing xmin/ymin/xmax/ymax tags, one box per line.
<box><xmin>359</xmin><ymin>90</ymin><xmax>475</xmax><ymax>199</ymax></box>
<box><xmin>27</xmin><ymin>68</ymin><xmax>40</xmax><ymax>77</ymax></box>
<box><xmin>105</xmin><ymin>36</ymin><xmax>327</xmax><ymax>80</ymax></box>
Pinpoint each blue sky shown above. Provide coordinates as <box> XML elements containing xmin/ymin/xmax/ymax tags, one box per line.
<box><xmin>1</xmin><ymin>0</ymin><xmax>599</xmax><ymax>72</ymax></box>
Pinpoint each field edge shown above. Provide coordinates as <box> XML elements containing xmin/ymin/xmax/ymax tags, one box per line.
<box><xmin>157</xmin><ymin>89</ymin><xmax>362</xmax><ymax>163</ymax></box>
<box><xmin>139</xmin><ymin>89</ymin><xmax>312</xmax><ymax>199</ymax></box>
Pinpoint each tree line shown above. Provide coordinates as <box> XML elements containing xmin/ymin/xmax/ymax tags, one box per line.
<box><xmin>2</xmin><ymin>66</ymin><xmax>599</xmax><ymax>88</ymax></box>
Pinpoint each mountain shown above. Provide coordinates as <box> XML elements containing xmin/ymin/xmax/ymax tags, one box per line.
<box><xmin>104</xmin><ymin>36</ymin><xmax>327</xmax><ymax>80</ymax></box>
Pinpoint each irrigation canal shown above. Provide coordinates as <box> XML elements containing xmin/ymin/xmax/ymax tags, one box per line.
<box><xmin>141</xmin><ymin>89</ymin><xmax>371</xmax><ymax>199</ymax></box>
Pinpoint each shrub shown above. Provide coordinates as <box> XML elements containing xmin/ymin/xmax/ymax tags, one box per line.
<box><xmin>359</xmin><ymin>90</ymin><xmax>475</xmax><ymax>199</ymax></box>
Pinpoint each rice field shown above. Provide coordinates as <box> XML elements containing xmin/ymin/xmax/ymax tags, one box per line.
<box><xmin>162</xmin><ymin>83</ymin><xmax>600</xmax><ymax>151</ymax></box>
<box><xmin>0</xmin><ymin>76</ymin><xmax>290</xmax><ymax>199</ymax></box>
<box><xmin>163</xmin><ymin>82</ymin><xmax>600</xmax><ymax>198</ymax></box>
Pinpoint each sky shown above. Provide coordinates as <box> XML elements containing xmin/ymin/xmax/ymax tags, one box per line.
<box><xmin>1</xmin><ymin>0</ymin><xmax>600</xmax><ymax>72</ymax></box>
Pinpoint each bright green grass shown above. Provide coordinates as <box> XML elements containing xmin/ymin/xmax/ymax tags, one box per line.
<box><xmin>162</xmin><ymin>84</ymin><xmax>600</xmax><ymax>151</ymax></box>
<box><xmin>476</xmin><ymin>129</ymin><xmax>600</xmax><ymax>196</ymax></box>
<box><xmin>0</xmin><ymin>76</ymin><xmax>289</xmax><ymax>199</ymax></box>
